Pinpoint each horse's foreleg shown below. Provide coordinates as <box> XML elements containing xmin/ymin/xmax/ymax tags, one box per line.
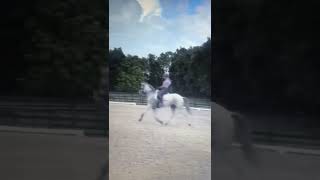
<box><xmin>138</xmin><ymin>113</ymin><xmax>145</xmax><ymax>122</ymax></box>
<box><xmin>138</xmin><ymin>106</ymin><xmax>150</xmax><ymax>122</ymax></box>
<box><xmin>152</xmin><ymin>108</ymin><xmax>164</xmax><ymax>125</ymax></box>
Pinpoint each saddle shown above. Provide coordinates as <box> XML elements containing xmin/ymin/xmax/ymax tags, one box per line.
<box><xmin>155</xmin><ymin>89</ymin><xmax>170</xmax><ymax>108</ymax></box>
<box><xmin>156</xmin><ymin>90</ymin><xmax>169</xmax><ymax>99</ymax></box>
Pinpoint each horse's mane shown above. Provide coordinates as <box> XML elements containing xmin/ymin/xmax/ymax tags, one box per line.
<box><xmin>143</xmin><ymin>82</ymin><xmax>155</xmax><ymax>91</ymax></box>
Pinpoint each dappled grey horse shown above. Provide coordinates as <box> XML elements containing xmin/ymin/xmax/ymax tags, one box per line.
<box><xmin>138</xmin><ymin>82</ymin><xmax>192</xmax><ymax>126</ymax></box>
<box><xmin>212</xmin><ymin>102</ymin><xmax>259</xmax><ymax>179</ymax></box>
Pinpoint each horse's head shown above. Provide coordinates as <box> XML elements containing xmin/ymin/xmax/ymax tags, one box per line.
<box><xmin>139</xmin><ymin>82</ymin><xmax>155</xmax><ymax>95</ymax></box>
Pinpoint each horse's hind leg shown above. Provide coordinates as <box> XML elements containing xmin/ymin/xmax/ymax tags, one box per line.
<box><xmin>165</xmin><ymin>105</ymin><xmax>176</xmax><ymax>126</ymax></box>
<box><xmin>182</xmin><ymin>108</ymin><xmax>192</xmax><ymax>126</ymax></box>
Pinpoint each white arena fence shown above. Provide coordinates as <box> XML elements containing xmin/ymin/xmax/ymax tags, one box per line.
<box><xmin>0</xmin><ymin>96</ymin><xmax>107</xmax><ymax>136</ymax></box>
<box><xmin>109</xmin><ymin>92</ymin><xmax>211</xmax><ymax>109</ymax></box>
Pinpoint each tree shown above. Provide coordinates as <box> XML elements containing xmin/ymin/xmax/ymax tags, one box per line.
<box><xmin>20</xmin><ymin>0</ymin><xmax>107</xmax><ymax>97</ymax></box>
<box><xmin>189</xmin><ymin>38</ymin><xmax>211</xmax><ymax>97</ymax></box>
<box><xmin>147</xmin><ymin>54</ymin><xmax>163</xmax><ymax>87</ymax></box>
<box><xmin>114</xmin><ymin>56</ymin><xmax>144</xmax><ymax>92</ymax></box>
<box><xmin>213</xmin><ymin>0</ymin><xmax>320</xmax><ymax>114</ymax></box>
<box><xmin>169</xmin><ymin>39</ymin><xmax>211</xmax><ymax>98</ymax></box>
<box><xmin>109</xmin><ymin>48</ymin><xmax>126</xmax><ymax>90</ymax></box>
<box><xmin>157</xmin><ymin>52</ymin><xmax>173</xmax><ymax>72</ymax></box>
<box><xmin>109</xmin><ymin>39</ymin><xmax>211</xmax><ymax>98</ymax></box>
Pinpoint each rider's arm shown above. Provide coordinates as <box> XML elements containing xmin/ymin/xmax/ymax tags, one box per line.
<box><xmin>158</xmin><ymin>81</ymin><xmax>165</xmax><ymax>89</ymax></box>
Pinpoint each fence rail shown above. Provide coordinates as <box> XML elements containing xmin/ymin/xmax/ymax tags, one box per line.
<box><xmin>252</xmin><ymin>131</ymin><xmax>320</xmax><ymax>148</ymax></box>
<box><xmin>2</xmin><ymin>96</ymin><xmax>320</xmax><ymax>147</ymax></box>
<box><xmin>0</xmin><ymin>99</ymin><xmax>107</xmax><ymax>136</ymax></box>
<box><xmin>109</xmin><ymin>92</ymin><xmax>211</xmax><ymax>108</ymax></box>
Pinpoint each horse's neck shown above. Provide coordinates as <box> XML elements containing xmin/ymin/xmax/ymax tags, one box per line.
<box><xmin>146</xmin><ymin>91</ymin><xmax>157</xmax><ymax>99</ymax></box>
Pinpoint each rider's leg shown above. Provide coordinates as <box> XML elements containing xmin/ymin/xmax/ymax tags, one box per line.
<box><xmin>157</xmin><ymin>89</ymin><xmax>165</xmax><ymax>107</ymax></box>
<box><xmin>159</xmin><ymin>88</ymin><xmax>168</xmax><ymax>104</ymax></box>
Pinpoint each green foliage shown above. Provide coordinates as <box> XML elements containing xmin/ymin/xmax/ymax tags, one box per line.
<box><xmin>20</xmin><ymin>0</ymin><xmax>107</xmax><ymax>97</ymax></box>
<box><xmin>170</xmin><ymin>38</ymin><xmax>211</xmax><ymax>97</ymax></box>
<box><xmin>114</xmin><ymin>56</ymin><xmax>144</xmax><ymax>92</ymax></box>
<box><xmin>213</xmin><ymin>0</ymin><xmax>320</xmax><ymax>114</ymax></box>
<box><xmin>109</xmin><ymin>48</ymin><xmax>126</xmax><ymax>91</ymax></box>
<box><xmin>147</xmin><ymin>54</ymin><xmax>164</xmax><ymax>87</ymax></box>
<box><xmin>157</xmin><ymin>52</ymin><xmax>173</xmax><ymax>71</ymax></box>
<box><xmin>109</xmin><ymin>38</ymin><xmax>211</xmax><ymax>98</ymax></box>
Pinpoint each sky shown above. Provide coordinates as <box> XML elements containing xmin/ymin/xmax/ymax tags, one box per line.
<box><xmin>109</xmin><ymin>0</ymin><xmax>211</xmax><ymax>57</ymax></box>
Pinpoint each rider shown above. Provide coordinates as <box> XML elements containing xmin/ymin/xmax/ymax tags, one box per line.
<box><xmin>157</xmin><ymin>72</ymin><xmax>171</xmax><ymax>107</ymax></box>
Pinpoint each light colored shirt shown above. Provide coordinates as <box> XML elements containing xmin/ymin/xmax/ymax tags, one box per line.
<box><xmin>162</xmin><ymin>78</ymin><xmax>171</xmax><ymax>88</ymax></box>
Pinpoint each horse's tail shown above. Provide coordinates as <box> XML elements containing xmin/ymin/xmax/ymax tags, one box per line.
<box><xmin>232</xmin><ymin>113</ymin><xmax>258</xmax><ymax>165</ymax></box>
<box><xmin>183</xmin><ymin>97</ymin><xmax>192</xmax><ymax>115</ymax></box>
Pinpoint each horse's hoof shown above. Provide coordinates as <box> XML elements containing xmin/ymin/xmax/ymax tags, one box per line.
<box><xmin>155</xmin><ymin>118</ymin><xmax>163</xmax><ymax>125</ymax></box>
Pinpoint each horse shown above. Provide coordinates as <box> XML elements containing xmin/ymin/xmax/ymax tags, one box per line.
<box><xmin>212</xmin><ymin>102</ymin><xmax>260</xmax><ymax>179</ymax></box>
<box><xmin>138</xmin><ymin>82</ymin><xmax>192</xmax><ymax>126</ymax></box>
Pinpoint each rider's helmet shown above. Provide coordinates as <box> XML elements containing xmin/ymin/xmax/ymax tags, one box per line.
<box><xmin>163</xmin><ymin>72</ymin><xmax>169</xmax><ymax>79</ymax></box>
